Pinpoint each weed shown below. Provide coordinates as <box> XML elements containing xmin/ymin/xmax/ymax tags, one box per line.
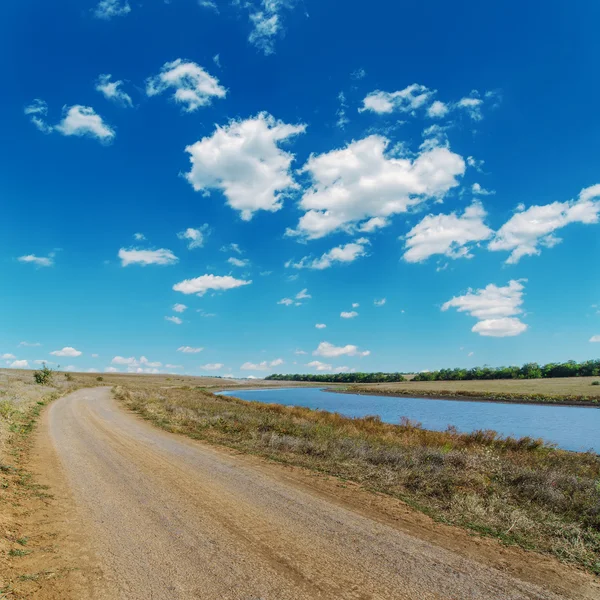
<box><xmin>33</xmin><ymin>364</ymin><xmax>53</xmax><ymax>385</ymax></box>
<box><xmin>9</xmin><ymin>548</ymin><xmax>31</xmax><ymax>557</ymax></box>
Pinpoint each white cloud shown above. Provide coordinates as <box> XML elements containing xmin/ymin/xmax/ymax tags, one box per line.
<box><xmin>334</xmin><ymin>366</ymin><xmax>355</xmax><ymax>373</ymax></box>
<box><xmin>173</xmin><ymin>274</ymin><xmax>251</xmax><ymax>296</ymax></box>
<box><xmin>93</xmin><ymin>0</ymin><xmax>131</xmax><ymax>19</ymax></box>
<box><xmin>278</xmin><ymin>298</ymin><xmax>294</xmax><ymax>306</ymax></box>
<box><xmin>442</xmin><ymin>280</ymin><xmax>528</xmax><ymax>337</ymax></box>
<box><xmin>221</xmin><ymin>243</ymin><xmax>242</xmax><ymax>254</ymax></box>
<box><xmin>105</xmin><ymin>366</ymin><xmax>119</xmax><ymax>373</ymax></box>
<box><xmin>306</xmin><ymin>360</ymin><xmax>332</xmax><ymax>371</ymax></box>
<box><xmin>165</xmin><ymin>364</ymin><xmax>183</xmax><ymax>369</ymax></box>
<box><xmin>133</xmin><ymin>233</ymin><xmax>146</xmax><ymax>241</ymax></box>
<box><xmin>351</xmin><ymin>68</ymin><xmax>366</xmax><ymax>80</ymax></box>
<box><xmin>213</xmin><ymin>53</ymin><xmax>221</xmax><ymax>68</ymax></box>
<box><xmin>467</xmin><ymin>156</ymin><xmax>485</xmax><ymax>172</ymax></box>
<box><xmin>173</xmin><ymin>303</ymin><xmax>187</xmax><ymax>313</ymax></box>
<box><xmin>146</xmin><ymin>59</ymin><xmax>226</xmax><ymax>113</ymax></box>
<box><xmin>18</xmin><ymin>254</ymin><xmax>54</xmax><ymax>267</ymax></box>
<box><xmin>87</xmin><ymin>368</ymin><xmax>99</xmax><ymax>373</ymax></box>
<box><xmin>10</xmin><ymin>360</ymin><xmax>29</xmax><ymax>368</ymax></box>
<box><xmin>201</xmin><ymin>363</ymin><xmax>224</xmax><ymax>370</ymax></box>
<box><xmin>295</xmin><ymin>288</ymin><xmax>311</xmax><ymax>300</ymax></box>
<box><xmin>359</xmin><ymin>217</ymin><xmax>388</xmax><ymax>232</ymax></box>
<box><xmin>360</xmin><ymin>84</ymin><xmax>433</xmax><ymax>114</ymax></box>
<box><xmin>177</xmin><ymin>225</ymin><xmax>209</xmax><ymax>249</ymax></box>
<box><xmin>427</xmin><ymin>100</ymin><xmax>449</xmax><ymax>118</ymax></box>
<box><xmin>118</xmin><ymin>248</ymin><xmax>178</xmax><ymax>267</ymax></box>
<box><xmin>489</xmin><ymin>185</ymin><xmax>600</xmax><ymax>264</ymax></box>
<box><xmin>111</xmin><ymin>356</ymin><xmax>161</xmax><ymax>368</ymax></box>
<box><xmin>165</xmin><ymin>316</ymin><xmax>183</xmax><ymax>325</ymax></box>
<box><xmin>228</xmin><ymin>257</ymin><xmax>250</xmax><ymax>268</ymax></box>
<box><xmin>95</xmin><ymin>74</ymin><xmax>133</xmax><ymax>107</ymax></box>
<box><xmin>55</xmin><ymin>105</ymin><xmax>115</xmax><ymax>142</ymax></box>
<box><xmin>352</xmin><ymin>303</ymin><xmax>359</xmax><ymax>308</ymax></box>
<box><xmin>177</xmin><ymin>346</ymin><xmax>203</xmax><ymax>353</ymax></box>
<box><xmin>336</xmin><ymin>91</ymin><xmax>349</xmax><ymax>129</ymax></box>
<box><xmin>340</xmin><ymin>311</ymin><xmax>358</xmax><ymax>319</ymax></box>
<box><xmin>1</xmin><ymin>354</ymin><xmax>16</xmax><ymax>359</ymax></box>
<box><xmin>111</xmin><ymin>356</ymin><xmax>137</xmax><ymax>365</ymax></box>
<box><xmin>374</xmin><ymin>298</ymin><xmax>386</xmax><ymax>306</ymax></box>
<box><xmin>51</xmin><ymin>347</ymin><xmax>82</xmax><ymax>357</ymax></box>
<box><xmin>313</xmin><ymin>341</ymin><xmax>370</xmax><ymax>357</ymax></box>
<box><xmin>241</xmin><ymin>358</ymin><xmax>284</xmax><ymax>371</ymax></box>
<box><xmin>403</xmin><ymin>201</ymin><xmax>493</xmax><ymax>263</ymax></box>
<box><xmin>472</xmin><ymin>182</ymin><xmax>495</xmax><ymax>196</ymax></box>
<box><xmin>247</xmin><ymin>0</ymin><xmax>296</xmax><ymax>55</ymax></box>
<box><xmin>294</xmin><ymin>349</ymin><xmax>307</xmax><ymax>355</ymax></box>
<box><xmin>184</xmin><ymin>112</ymin><xmax>306</xmax><ymax>220</ymax></box>
<box><xmin>288</xmin><ymin>135</ymin><xmax>465</xmax><ymax>239</ymax></box>
<box><xmin>92</xmin><ymin>354</ymin><xmax>99</xmax><ymax>358</ymax></box>
<box><xmin>19</xmin><ymin>341</ymin><xmax>41</xmax><ymax>347</ymax></box>
<box><xmin>199</xmin><ymin>0</ymin><xmax>218</xmax><ymax>10</ymax></box>
<box><xmin>286</xmin><ymin>238</ymin><xmax>369</xmax><ymax>270</ymax></box>
<box><xmin>457</xmin><ymin>96</ymin><xmax>484</xmax><ymax>120</ymax></box>
<box><xmin>315</xmin><ymin>323</ymin><xmax>326</xmax><ymax>329</ymax></box>
<box><xmin>590</xmin><ymin>335</ymin><xmax>600</xmax><ymax>343</ymax></box>
<box><xmin>24</xmin><ymin>99</ymin><xmax>52</xmax><ymax>133</ymax></box>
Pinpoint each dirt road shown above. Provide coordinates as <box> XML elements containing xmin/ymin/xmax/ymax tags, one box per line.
<box><xmin>32</xmin><ymin>387</ymin><xmax>599</xmax><ymax>599</ymax></box>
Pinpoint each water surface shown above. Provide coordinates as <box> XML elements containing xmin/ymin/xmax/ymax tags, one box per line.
<box><xmin>218</xmin><ymin>387</ymin><xmax>600</xmax><ymax>453</ymax></box>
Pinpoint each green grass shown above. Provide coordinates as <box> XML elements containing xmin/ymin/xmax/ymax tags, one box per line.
<box><xmin>114</xmin><ymin>384</ymin><xmax>600</xmax><ymax>575</ymax></box>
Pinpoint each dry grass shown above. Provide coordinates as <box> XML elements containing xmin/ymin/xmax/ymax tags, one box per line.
<box><xmin>344</xmin><ymin>376</ymin><xmax>600</xmax><ymax>405</ymax></box>
<box><xmin>114</xmin><ymin>382</ymin><xmax>600</xmax><ymax>575</ymax></box>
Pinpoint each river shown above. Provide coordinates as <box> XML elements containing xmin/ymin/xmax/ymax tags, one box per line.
<box><xmin>218</xmin><ymin>387</ymin><xmax>600</xmax><ymax>453</ymax></box>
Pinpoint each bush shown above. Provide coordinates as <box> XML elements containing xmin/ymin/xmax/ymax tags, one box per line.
<box><xmin>592</xmin><ymin>381</ymin><xmax>600</xmax><ymax>386</ymax></box>
<box><xmin>33</xmin><ymin>364</ymin><xmax>53</xmax><ymax>385</ymax></box>
<box><xmin>64</xmin><ymin>373</ymin><xmax>74</xmax><ymax>381</ymax></box>
<box><xmin>96</xmin><ymin>376</ymin><xmax>104</xmax><ymax>382</ymax></box>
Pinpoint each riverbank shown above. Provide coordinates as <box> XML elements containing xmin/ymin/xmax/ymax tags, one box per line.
<box><xmin>115</xmin><ymin>382</ymin><xmax>600</xmax><ymax>575</ymax></box>
<box><xmin>327</xmin><ymin>385</ymin><xmax>600</xmax><ymax>407</ymax></box>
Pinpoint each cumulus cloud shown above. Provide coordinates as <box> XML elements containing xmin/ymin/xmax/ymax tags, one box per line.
<box><xmin>340</xmin><ymin>311</ymin><xmax>358</xmax><ymax>319</ymax></box>
<box><xmin>472</xmin><ymin>182</ymin><xmax>495</xmax><ymax>196</ymax></box>
<box><xmin>295</xmin><ymin>288</ymin><xmax>311</xmax><ymax>300</ymax></box>
<box><xmin>2</xmin><ymin>353</ymin><xmax>16</xmax><ymax>359</ymax></box>
<box><xmin>24</xmin><ymin>99</ymin><xmax>52</xmax><ymax>133</ymax></box>
<box><xmin>51</xmin><ymin>347</ymin><xmax>82</xmax><ymax>357</ymax></box>
<box><xmin>374</xmin><ymin>298</ymin><xmax>386</xmax><ymax>306</ymax></box>
<box><xmin>118</xmin><ymin>248</ymin><xmax>178</xmax><ymax>266</ymax></box>
<box><xmin>177</xmin><ymin>346</ymin><xmax>203</xmax><ymax>353</ymax></box>
<box><xmin>111</xmin><ymin>356</ymin><xmax>161</xmax><ymax>367</ymax></box>
<box><xmin>184</xmin><ymin>113</ymin><xmax>305</xmax><ymax>220</ymax></box>
<box><xmin>19</xmin><ymin>341</ymin><xmax>41</xmax><ymax>347</ymax></box>
<box><xmin>360</xmin><ymin>84</ymin><xmax>433</xmax><ymax>114</ymax></box>
<box><xmin>427</xmin><ymin>100</ymin><xmax>449</xmax><ymax>118</ymax></box>
<box><xmin>55</xmin><ymin>105</ymin><xmax>115</xmax><ymax>141</ymax></box>
<box><xmin>457</xmin><ymin>96</ymin><xmax>484</xmax><ymax>120</ymax></box>
<box><xmin>278</xmin><ymin>298</ymin><xmax>294</xmax><ymax>306</ymax></box>
<box><xmin>306</xmin><ymin>360</ymin><xmax>332</xmax><ymax>371</ymax></box>
<box><xmin>177</xmin><ymin>225</ymin><xmax>210</xmax><ymax>249</ymax></box>
<box><xmin>403</xmin><ymin>201</ymin><xmax>493</xmax><ymax>263</ymax></box>
<box><xmin>105</xmin><ymin>366</ymin><xmax>119</xmax><ymax>373</ymax></box>
<box><xmin>241</xmin><ymin>358</ymin><xmax>284</xmax><ymax>371</ymax></box>
<box><xmin>173</xmin><ymin>274</ymin><xmax>251</xmax><ymax>296</ymax></box>
<box><xmin>10</xmin><ymin>360</ymin><xmax>29</xmax><ymax>368</ymax></box>
<box><xmin>286</xmin><ymin>238</ymin><xmax>369</xmax><ymax>270</ymax></box>
<box><xmin>95</xmin><ymin>74</ymin><xmax>133</xmax><ymax>107</ymax></box>
<box><xmin>18</xmin><ymin>254</ymin><xmax>54</xmax><ymax>267</ymax></box>
<box><xmin>313</xmin><ymin>341</ymin><xmax>370</xmax><ymax>357</ymax></box>
<box><xmin>165</xmin><ymin>316</ymin><xmax>183</xmax><ymax>324</ymax></box>
<box><xmin>133</xmin><ymin>233</ymin><xmax>146</xmax><ymax>241</ymax></box>
<box><xmin>315</xmin><ymin>323</ymin><xmax>326</xmax><ymax>329</ymax></box>
<box><xmin>93</xmin><ymin>0</ymin><xmax>131</xmax><ymax>19</ymax></box>
<box><xmin>287</xmin><ymin>135</ymin><xmax>465</xmax><ymax>239</ymax></box>
<box><xmin>442</xmin><ymin>279</ymin><xmax>528</xmax><ymax>337</ymax></box>
<box><xmin>489</xmin><ymin>185</ymin><xmax>600</xmax><ymax>264</ymax></box>
<box><xmin>201</xmin><ymin>363</ymin><xmax>224</xmax><ymax>370</ymax></box>
<box><xmin>173</xmin><ymin>303</ymin><xmax>187</xmax><ymax>313</ymax></box>
<box><xmin>146</xmin><ymin>59</ymin><xmax>226</xmax><ymax>112</ymax></box>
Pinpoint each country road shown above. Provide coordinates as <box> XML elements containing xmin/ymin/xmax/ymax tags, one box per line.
<box><xmin>31</xmin><ymin>387</ymin><xmax>600</xmax><ymax>600</ymax></box>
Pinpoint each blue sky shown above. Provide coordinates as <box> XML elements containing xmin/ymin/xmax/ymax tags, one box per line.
<box><xmin>1</xmin><ymin>0</ymin><xmax>599</xmax><ymax>376</ymax></box>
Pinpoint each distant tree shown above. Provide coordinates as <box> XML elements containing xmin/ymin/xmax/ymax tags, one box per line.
<box><xmin>33</xmin><ymin>364</ymin><xmax>54</xmax><ymax>385</ymax></box>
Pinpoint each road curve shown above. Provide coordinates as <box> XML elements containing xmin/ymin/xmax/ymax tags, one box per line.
<box><xmin>40</xmin><ymin>387</ymin><xmax>594</xmax><ymax>600</ymax></box>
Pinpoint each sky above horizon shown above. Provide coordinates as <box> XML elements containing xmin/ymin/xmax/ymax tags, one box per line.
<box><xmin>1</xmin><ymin>0</ymin><xmax>599</xmax><ymax>377</ymax></box>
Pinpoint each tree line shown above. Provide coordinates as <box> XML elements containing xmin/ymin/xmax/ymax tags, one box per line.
<box><xmin>265</xmin><ymin>372</ymin><xmax>407</xmax><ymax>383</ymax></box>
<box><xmin>266</xmin><ymin>359</ymin><xmax>600</xmax><ymax>384</ymax></box>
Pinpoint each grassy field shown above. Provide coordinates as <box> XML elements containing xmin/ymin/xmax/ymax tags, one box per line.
<box><xmin>341</xmin><ymin>376</ymin><xmax>600</xmax><ymax>405</ymax></box>
<box><xmin>113</xmin><ymin>379</ymin><xmax>600</xmax><ymax>575</ymax></box>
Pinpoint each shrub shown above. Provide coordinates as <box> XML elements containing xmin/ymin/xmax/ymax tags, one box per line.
<box><xmin>96</xmin><ymin>376</ymin><xmax>104</xmax><ymax>381</ymax></box>
<box><xmin>33</xmin><ymin>364</ymin><xmax>53</xmax><ymax>385</ymax></box>
<box><xmin>64</xmin><ymin>373</ymin><xmax>74</xmax><ymax>381</ymax></box>
<box><xmin>592</xmin><ymin>381</ymin><xmax>600</xmax><ymax>386</ymax></box>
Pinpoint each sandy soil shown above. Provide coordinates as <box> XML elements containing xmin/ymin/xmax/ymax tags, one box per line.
<box><xmin>18</xmin><ymin>387</ymin><xmax>600</xmax><ymax>599</ymax></box>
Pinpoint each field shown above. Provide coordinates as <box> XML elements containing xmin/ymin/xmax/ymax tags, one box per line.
<box><xmin>1</xmin><ymin>367</ymin><xmax>600</xmax><ymax>586</ymax></box>
<box><xmin>342</xmin><ymin>376</ymin><xmax>600</xmax><ymax>405</ymax></box>
<box><xmin>112</xmin><ymin>377</ymin><xmax>600</xmax><ymax>575</ymax></box>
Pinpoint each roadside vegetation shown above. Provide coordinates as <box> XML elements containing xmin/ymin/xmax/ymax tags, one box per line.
<box><xmin>115</xmin><ymin>383</ymin><xmax>600</xmax><ymax>575</ymax></box>
<box><xmin>267</xmin><ymin>372</ymin><xmax>407</xmax><ymax>383</ymax></box>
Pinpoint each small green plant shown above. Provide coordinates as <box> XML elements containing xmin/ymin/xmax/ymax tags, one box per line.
<box><xmin>16</xmin><ymin>537</ymin><xmax>29</xmax><ymax>546</ymax></box>
<box><xmin>592</xmin><ymin>381</ymin><xmax>600</xmax><ymax>386</ymax></box>
<box><xmin>96</xmin><ymin>376</ymin><xmax>104</xmax><ymax>382</ymax></box>
<box><xmin>8</xmin><ymin>548</ymin><xmax>31</xmax><ymax>557</ymax></box>
<box><xmin>33</xmin><ymin>364</ymin><xmax>53</xmax><ymax>385</ymax></box>
<box><xmin>64</xmin><ymin>372</ymin><xmax>74</xmax><ymax>381</ymax></box>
